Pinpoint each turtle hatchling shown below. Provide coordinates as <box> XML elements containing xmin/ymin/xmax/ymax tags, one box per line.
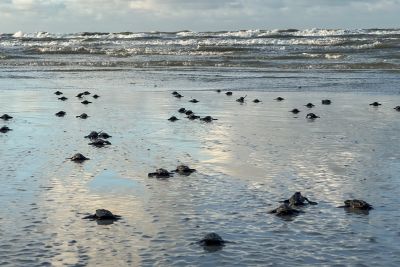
<box><xmin>85</xmin><ymin>131</ymin><xmax>99</xmax><ymax>139</ymax></box>
<box><xmin>269</xmin><ymin>203</ymin><xmax>302</xmax><ymax>217</ymax></box>
<box><xmin>338</xmin><ymin>199</ymin><xmax>373</xmax><ymax>210</ymax></box>
<box><xmin>68</xmin><ymin>153</ymin><xmax>89</xmax><ymax>162</ymax></box>
<box><xmin>198</xmin><ymin>233</ymin><xmax>226</xmax><ymax>247</ymax></box>
<box><xmin>98</xmin><ymin>132</ymin><xmax>112</xmax><ymax>139</ymax></box>
<box><xmin>236</xmin><ymin>96</ymin><xmax>246</xmax><ymax>103</ymax></box>
<box><xmin>148</xmin><ymin>168</ymin><xmax>173</xmax><ymax>178</ymax></box>
<box><xmin>305</xmin><ymin>103</ymin><xmax>315</xmax><ymax>108</ymax></box>
<box><xmin>370</xmin><ymin>102</ymin><xmax>381</xmax><ymax>106</ymax></box>
<box><xmin>83</xmin><ymin>209</ymin><xmax>121</xmax><ymax>221</ymax></box>
<box><xmin>0</xmin><ymin>114</ymin><xmax>13</xmax><ymax>120</ymax></box>
<box><xmin>0</xmin><ymin>126</ymin><xmax>12</xmax><ymax>133</ymax></box>
<box><xmin>76</xmin><ymin>113</ymin><xmax>89</xmax><ymax>119</ymax></box>
<box><xmin>55</xmin><ymin>111</ymin><xmax>66</xmax><ymax>117</ymax></box>
<box><xmin>174</xmin><ymin>165</ymin><xmax>196</xmax><ymax>175</ymax></box>
<box><xmin>81</xmin><ymin>100</ymin><xmax>92</xmax><ymax>105</ymax></box>
<box><xmin>88</xmin><ymin>139</ymin><xmax>111</xmax><ymax>148</ymax></box>
<box><xmin>168</xmin><ymin>116</ymin><xmax>179</xmax><ymax>122</ymax></box>
<box><xmin>200</xmin><ymin>116</ymin><xmax>217</xmax><ymax>122</ymax></box>
<box><xmin>306</xmin><ymin>113</ymin><xmax>319</xmax><ymax>119</ymax></box>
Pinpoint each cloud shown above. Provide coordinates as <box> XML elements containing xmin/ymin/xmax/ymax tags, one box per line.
<box><xmin>1</xmin><ymin>0</ymin><xmax>399</xmax><ymax>32</ymax></box>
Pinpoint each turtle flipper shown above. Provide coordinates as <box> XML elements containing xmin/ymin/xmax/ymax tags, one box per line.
<box><xmin>305</xmin><ymin>197</ymin><xmax>318</xmax><ymax>205</ymax></box>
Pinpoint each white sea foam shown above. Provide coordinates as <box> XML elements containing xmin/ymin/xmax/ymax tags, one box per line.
<box><xmin>13</xmin><ymin>31</ymin><xmax>24</xmax><ymax>38</ymax></box>
<box><xmin>325</xmin><ymin>54</ymin><xmax>343</xmax><ymax>59</ymax></box>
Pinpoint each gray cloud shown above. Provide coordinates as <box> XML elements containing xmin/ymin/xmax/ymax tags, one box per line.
<box><xmin>1</xmin><ymin>0</ymin><xmax>399</xmax><ymax>32</ymax></box>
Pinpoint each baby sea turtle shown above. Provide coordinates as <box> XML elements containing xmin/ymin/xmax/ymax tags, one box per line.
<box><xmin>0</xmin><ymin>126</ymin><xmax>12</xmax><ymax>133</ymax></box>
<box><xmin>282</xmin><ymin>192</ymin><xmax>318</xmax><ymax>206</ymax></box>
<box><xmin>306</xmin><ymin>113</ymin><xmax>319</xmax><ymax>119</ymax></box>
<box><xmin>188</xmin><ymin>114</ymin><xmax>200</xmax><ymax>120</ymax></box>
<box><xmin>290</xmin><ymin>108</ymin><xmax>300</xmax><ymax>114</ymax></box>
<box><xmin>83</xmin><ymin>91</ymin><xmax>91</xmax><ymax>95</ymax></box>
<box><xmin>185</xmin><ymin>110</ymin><xmax>193</xmax><ymax>116</ymax></box>
<box><xmin>225</xmin><ymin>91</ymin><xmax>233</xmax><ymax>96</ymax></box>
<box><xmin>85</xmin><ymin>131</ymin><xmax>99</xmax><ymax>139</ymax></box>
<box><xmin>168</xmin><ymin>116</ymin><xmax>179</xmax><ymax>122</ymax></box>
<box><xmin>88</xmin><ymin>139</ymin><xmax>111</xmax><ymax>148</ymax></box>
<box><xmin>174</xmin><ymin>165</ymin><xmax>196</xmax><ymax>175</ymax></box>
<box><xmin>322</xmin><ymin>99</ymin><xmax>331</xmax><ymax>105</ymax></box>
<box><xmin>338</xmin><ymin>199</ymin><xmax>373</xmax><ymax>210</ymax></box>
<box><xmin>148</xmin><ymin>168</ymin><xmax>173</xmax><ymax>178</ymax></box>
<box><xmin>394</xmin><ymin>106</ymin><xmax>400</xmax><ymax>111</ymax></box>
<box><xmin>98</xmin><ymin>132</ymin><xmax>112</xmax><ymax>139</ymax></box>
<box><xmin>68</xmin><ymin>153</ymin><xmax>89</xmax><ymax>162</ymax></box>
<box><xmin>305</xmin><ymin>103</ymin><xmax>315</xmax><ymax>108</ymax></box>
<box><xmin>58</xmin><ymin>96</ymin><xmax>68</xmax><ymax>101</ymax></box>
<box><xmin>81</xmin><ymin>100</ymin><xmax>92</xmax><ymax>105</ymax></box>
<box><xmin>76</xmin><ymin>113</ymin><xmax>89</xmax><ymax>119</ymax></box>
<box><xmin>83</xmin><ymin>209</ymin><xmax>121</xmax><ymax>221</ymax></box>
<box><xmin>55</xmin><ymin>111</ymin><xmax>66</xmax><ymax>117</ymax></box>
<box><xmin>174</xmin><ymin>93</ymin><xmax>183</xmax><ymax>98</ymax></box>
<box><xmin>216</xmin><ymin>89</ymin><xmax>221</xmax><ymax>93</ymax></box>
<box><xmin>76</xmin><ymin>92</ymin><xmax>84</xmax><ymax>98</ymax></box>
<box><xmin>0</xmin><ymin>114</ymin><xmax>13</xmax><ymax>120</ymax></box>
<box><xmin>236</xmin><ymin>96</ymin><xmax>247</xmax><ymax>103</ymax></box>
<box><xmin>178</xmin><ymin>108</ymin><xmax>186</xmax><ymax>113</ymax></box>
<box><xmin>370</xmin><ymin>102</ymin><xmax>381</xmax><ymax>106</ymax></box>
<box><xmin>189</xmin><ymin>99</ymin><xmax>199</xmax><ymax>103</ymax></box>
<box><xmin>198</xmin><ymin>233</ymin><xmax>226</xmax><ymax>247</ymax></box>
<box><xmin>269</xmin><ymin>203</ymin><xmax>302</xmax><ymax>217</ymax></box>
<box><xmin>54</xmin><ymin>91</ymin><xmax>63</xmax><ymax>95</ymax></box>
<box><xmin>253</xmin><ymin>99</ymin><xmax>261</xmax><ymax>103</ymax></box>
<box><xmin>275</xmin><ymin>97</ymin><xmax>284</xmax><ymax>101</ymax></box>
<box><xmin>200</xmin><ymin>116</ymin><xmax>217</xmax><ymax>122</ymax></box>
<box><xmin>92</xmin><ymin>94</ymin><xmax>100</xmax><ymax>99</ymax></box>
<box><xmin>172</xmin><ymin>91</ymin><xmax>178</xmax><ymax>95</ymax></box>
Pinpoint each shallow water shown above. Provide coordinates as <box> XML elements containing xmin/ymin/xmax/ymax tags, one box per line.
<box><xmin>1</xmin><ymin>85</ymin><xmax>400</xmax><ymax>266</ymax></box>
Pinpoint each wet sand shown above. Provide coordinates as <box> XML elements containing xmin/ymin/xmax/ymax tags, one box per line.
<box><xmin>1</xmin><ymin>88</ymin><xmax>400</xmax><ymax>266</ymax></box>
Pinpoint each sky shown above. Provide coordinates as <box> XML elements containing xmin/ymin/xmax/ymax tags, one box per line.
<box><xmin>0</xmin><ymin>0</ymin><xmax>399</xmax><ymax>33</ymax></box>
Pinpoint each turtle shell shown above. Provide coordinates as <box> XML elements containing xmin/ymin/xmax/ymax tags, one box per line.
<box><xmin>0</xmin><ymin>114</ymin><xmax>13</xmax><ymax>120</ymax></box>
<box><xmin>344</xmin><ymin>199</ymin><xmax>373</xmax><ymax>210</ymax></box>
<box><xmin>0</xmin><ymin>126</ymin><xmax>12</xmax><ymax>133</ymax></box>
<box><xmin>200</xmin><ymin>233</ymin><xmax>225</xmax><ymax>246</ymax></box>
<box><xmin>70</xmin><ymin>153</ymin><xmax>89</xmax><ymax>162</ymax></box>
<box><xmin>85</xmin><ymin>131</ymin><xmax>99</xmax><ymax>139</ymax></box>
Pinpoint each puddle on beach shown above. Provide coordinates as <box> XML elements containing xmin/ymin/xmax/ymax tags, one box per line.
<box><xmin>1</xmin><ymin>88</ymin><xmax>400</xmax><ymax>266</ymax></box>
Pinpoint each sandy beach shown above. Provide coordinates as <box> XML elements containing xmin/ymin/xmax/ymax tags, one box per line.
<box><xmin>1</xmin><ymin>28</ymin><xmax>400</xmax><ymax>266</ymax></box>
<box><xmin>1</xmin><ymin>85</ymin><xmax>400</xmax><ymax>266</ymax></box>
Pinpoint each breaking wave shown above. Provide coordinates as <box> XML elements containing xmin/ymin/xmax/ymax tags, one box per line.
<box><xmin>1</xmin><ymin>28</ymin><xmax>399</xmax><ymax>71</ymax></box>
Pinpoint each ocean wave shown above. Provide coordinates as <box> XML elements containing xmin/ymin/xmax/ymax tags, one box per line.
<box><xmin>8</xmin><ymin>28</ymin><xmax>400</xmax><ymax>41</ymax></box>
